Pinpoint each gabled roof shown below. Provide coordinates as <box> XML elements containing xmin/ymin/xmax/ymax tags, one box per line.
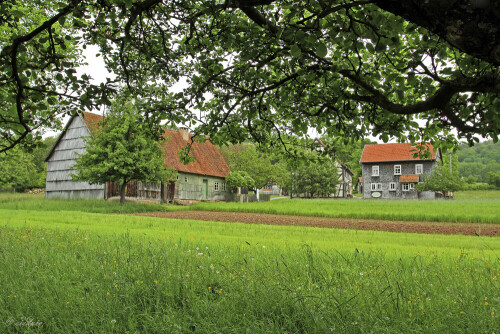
<box><xmin>360</xmin><ymin>143</ymin><xmax>438</xmax><ymax>163</ymax></box>
<box><xmin>400</xmin><ymin>174</ymin><xmax>419</xmax><ymax>183</ymax></box>
<box><xmin>46</xmin><ymin>113</ymin><xmax>230</xmax><ymax>178</ymax></box>
<box><xmin>161</xmin><ymin>129</ymin><xmax>230</xmax><ymax>178</ymax></box>
<box><xmin>44</xmin><ymin>112</ymin><xmax>104</xmax><ymax>162</ymax></box>
<box><xmin>81</xmin><ymin>111</ymin><xmax>104</xmax><ymax>133</ymax></box>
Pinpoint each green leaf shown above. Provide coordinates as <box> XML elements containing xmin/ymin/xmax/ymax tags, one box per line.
<box><xmin>290</xmin><ymin>45</ymin><xmax>301</xmax><ymax>58</ymax></box>
<box><xmin>316</xmin><ymin>43</ymin><xmax>327</xmax><ymax>58</ymax></box>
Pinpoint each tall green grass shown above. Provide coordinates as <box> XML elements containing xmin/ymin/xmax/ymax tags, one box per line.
<box><xmin>1</xmin><ymin>209</ymin><xmax>499</xmax><ymax>332</ymax></box>
<box><xmin>0</xmin><ymin>193</ymin><xmax>188</xmax><ymax>214</ymax></box>
<box><xmin>191</xmin><ymin>198</ymin><xmax>500</xmax><ymax>224</ymax></box>
<box><xmin>455</xmin><ymin>190</ymin><xmax>500</xmax><ymax>200</ymax></box>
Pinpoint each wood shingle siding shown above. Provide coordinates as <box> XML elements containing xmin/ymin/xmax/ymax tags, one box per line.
<box><xmin>45</xmin><ymin>114</ymin><xmax>105</xmax><ymax>199</ymax></box>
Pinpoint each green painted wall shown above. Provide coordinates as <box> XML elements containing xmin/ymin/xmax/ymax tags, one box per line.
<box><xmin>174</xmin><ymin>172</ymin><xmax>231</xmax><ymax>201</ymax></box>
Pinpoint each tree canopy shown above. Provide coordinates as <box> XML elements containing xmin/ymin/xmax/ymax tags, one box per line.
<box><xmin>416</xmin><ymin>162</ymin><xmax>464</xmax><ymax>196</ymax></box>
<box><xmin>0</xmin><ymin>136</ymin><xmax>55</xmax><ymax>191</ymax></box>
<box><xmin>71</xmin><ymin>97</ymin><xmax>172</xmax><ymax>203</ymax></box>
<box><xmin>1</xmin><ymin>0</ymin><xmax>499</xmax><ymax>154</ymax></box>
<box><xmin>220</xmin><ymin>143</ymin><xmax>288</xmax><ymax>190</ymax></box>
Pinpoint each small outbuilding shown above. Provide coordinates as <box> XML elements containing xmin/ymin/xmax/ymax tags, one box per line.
<box><xmin>45</xmin><ymin>112</ymin><xmax>231</xmax><ymax>201</ymax></box>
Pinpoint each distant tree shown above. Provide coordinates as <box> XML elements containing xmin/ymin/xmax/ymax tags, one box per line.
<box><xmin>220</xmin><ymin>144</ymin><xmax>285</xmax><ymax>190</ymax></box>
<box><xmin>285</xmin><ymin>143</ymin><xmax>341</xmax><ymax>198</ymax></box>
<box><xmin>416</xmin><ymin>162</ymin><xmax>464</xmax><ymax>197</ymax></box>
<box><xmin>487</xmin><ymin>172</ymin><xmax>500</xmax><ymax>188</ymax></box>
<box><xmin>225</xmin><ymin>171</ymin><xmax>255</xmax><ymax>192</ymax></box>
<box><xmin>72</xmin><ymin>97</ymin><xmax>173</xmax><ymax>204</ymax></box>
<box><xmin>291</xmin><ymin>158</ymin><xmax>340</xmax><ymax>198</ymax></box>
<box><xmin>457</xmin><ymin>140</ymin><xmax>500</xmax><ymax>183</ymax></box>
<box><xmin>0</xmin><ymin>148</ymin><xmax>39</xmax><ymax>191</ymax></box>
<box><xmin>0</xmin><ymin>136</ymin><xmax>56</xmax><ymax>191</ymax></box>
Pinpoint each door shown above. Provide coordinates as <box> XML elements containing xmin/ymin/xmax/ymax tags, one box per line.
<box><xmin>202</xmin><ymin>179</ymin><xmax>208</xmax><ymax>199</ymax></box>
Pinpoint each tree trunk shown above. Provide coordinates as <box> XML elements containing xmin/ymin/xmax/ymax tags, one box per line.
<box><xmin>120</xmin><ymin>182</ymin><xmax>127</xmax><ymax>204</ymax></box>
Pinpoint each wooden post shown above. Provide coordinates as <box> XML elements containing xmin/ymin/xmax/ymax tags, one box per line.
<box><xmin>160</xmin><ymin>182</ymin><xmax>165</xmax><ymax>204</ymax></box>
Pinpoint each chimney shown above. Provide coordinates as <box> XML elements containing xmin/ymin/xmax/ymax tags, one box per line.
<box><xmin>179</xmin><ymin>128</ymin><xmax>190</xmax><ymax>141</ymax></box>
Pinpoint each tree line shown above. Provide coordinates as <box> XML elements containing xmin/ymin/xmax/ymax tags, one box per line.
<box><xmin>0</xmin><ymin>137</ymin><xmax>56</xmax><ymax>191</ymax></box>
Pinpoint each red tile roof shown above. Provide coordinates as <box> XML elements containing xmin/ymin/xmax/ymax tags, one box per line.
<box><xmin>400</xmin><ymin>174</ymin><xmax>419</xmax><ymax>183</ymax></box>
<box><xmin>53</xmin><ymin>112</ymin><xmax>230</xmax><ymax>178</ymax></box>
<box><xmin>83</xmin><ymin>113</ymin><xmax>230</xmax><ymax>177</ymax></box>
<box><xmin>161</xmin><ymin>129</ymin><xmax>230</xmax><ymax>178</ymax></box>
<box><xmin>360</xmin><ymin>143</ymin><xmax>438</xmax><ymax>163</ymax></box>
<box><xmin>81</xmin><ymin>112</ymin><xmax>105</xmax><ymax>133</ymax></box>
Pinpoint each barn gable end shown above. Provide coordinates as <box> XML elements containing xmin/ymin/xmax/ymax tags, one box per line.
<box><xmin>45</xmin><ymin>114</ymin><xmax>105</xmax><ymax>199</ymax></box>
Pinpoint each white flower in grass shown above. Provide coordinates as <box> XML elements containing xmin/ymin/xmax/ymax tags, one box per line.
<box><xmin>197</xmin><ymin>253</ymin><xmax>203</xmax><ymax>256</ymax></box>
<box><xmin>262</xmin><ymin>245</ymin><xmax>266</xmax><ymax>249</ymax></box>
<box><xmin>111</xmin><ymin>319</ymin><xmax>117</xmax><ymax>324</ymax></box>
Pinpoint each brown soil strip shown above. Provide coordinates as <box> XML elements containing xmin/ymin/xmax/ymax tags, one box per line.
<box><xmin>133</xmin><ymin>211</ymin><xmax>500</xmax><ymax>237</ymax></box>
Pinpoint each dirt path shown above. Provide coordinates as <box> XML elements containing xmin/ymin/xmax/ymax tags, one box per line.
<box><xmin>133</xmin><ymin>211</ymin><xmax>500</xmax><ymax>237</ymax></box>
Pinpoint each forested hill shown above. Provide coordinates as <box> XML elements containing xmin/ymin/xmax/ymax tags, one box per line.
<box><xmin>457</xmin><ymin>141</ymin><xmax>500</xmax><ymax>184</ymax></box>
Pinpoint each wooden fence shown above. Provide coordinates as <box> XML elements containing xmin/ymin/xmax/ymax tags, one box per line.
<box><xmin>106</xmin><ymin>181</ymin><xmax>175</xmax><ymax>203</ymax></box>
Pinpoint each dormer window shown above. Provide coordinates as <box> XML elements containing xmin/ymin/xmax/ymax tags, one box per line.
<box><xmin>372</xmin><ymin>165</ymin><xmax>379</xmax><ymax>177</ymax></box>
<box><xmin>394</xmin><ymin>165</ymin><xmax>401</xmax><ymax>175</ymax></box>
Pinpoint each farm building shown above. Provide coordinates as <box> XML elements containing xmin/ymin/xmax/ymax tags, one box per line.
<box><xmin>356</xmin><ymin>177</ymin><xmax>363</xmax><ymax>194</ymax></box>
<box><xmin>45</xmin><ymin>112</ymin><xmax>231</xmax><ymax>202</ymax></box>
<box><xmin>360</xmin><ymin>143</ymin><xmax>442</xmax><ymax>199</ymax></box>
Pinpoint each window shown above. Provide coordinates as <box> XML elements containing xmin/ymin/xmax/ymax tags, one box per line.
<box><xmin>184</xmin><ymin>177</ymin><xmax>189</xmax><ymax>183</ymax></box>
<box><xmin>415</xmin><ymin>164</ymin><xmax>423</xmax><ymax>175</ymax></box>
<box><xmin>389</xmin><ymin>182</ymin><xmax>396</xmax><ymax>191</ymax></box>
<box><xmin>372</xmin><ymin>165</ymin><xmax>379</xmax><ymax>176</ymax></box>
<box><xmin>222</xmin><ymin>182</ymin><xmax>226</xmax><ymax>191</ymax></box>
<box><xmin>371</xmin><ymin>183</ymin><xmax>382</xmax><ymax>191</ymax></box>
<box><xmin>176</xmin><ymin>175</ymin><xmax>179</xmax><ymax>181</ymax></box>
<box><xmin>394</xmin><ymin>165</ymin><xmax>401</xmax><ymax>175</ymax></box>
<box><xmin>214</xmin><ymin>182</ymin><xmax>219</xmax><ymax>191</ymax></box>
<box><xmin>402</xmin><ymin>183</ymin><xmax>415</xmax><ymax>192</ymax></box>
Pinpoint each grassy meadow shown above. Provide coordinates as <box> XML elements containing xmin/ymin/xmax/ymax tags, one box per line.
<box><xmin>0</xmin><ymin>192</ymin><xmax>499</xmax><ymax>332</ymax></box>
<box><xmin>191</xmin><ymin>191</ymin><xmax>500</xmax><ymax>224</ymax></box>
<box><xmin>0</xmin><ymin>192</ymin><xmax>188</xmax><ymax>214</ymax></box>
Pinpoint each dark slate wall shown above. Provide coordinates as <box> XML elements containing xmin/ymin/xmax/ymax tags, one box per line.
<box><xmin>362</xmin><ymin>161</ymin><xmax>437</xmax><ymax>199</ymax></box>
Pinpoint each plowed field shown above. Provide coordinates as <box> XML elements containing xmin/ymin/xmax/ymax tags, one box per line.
<box><xmin>134</xmin><ymin>210</ymin><xmax>500</xmax><ymax>237</ymax></box>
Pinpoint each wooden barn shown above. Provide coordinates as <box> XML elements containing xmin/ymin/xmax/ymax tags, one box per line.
<box><xmin>45</xmin><ymin>112</ymin><xmax>106</xmax><ymax>199</ymax></box>
<box><xmin>45</xmin><ymin>112</ymin><xmax>231</xmax><ymax>202</ymax></box>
